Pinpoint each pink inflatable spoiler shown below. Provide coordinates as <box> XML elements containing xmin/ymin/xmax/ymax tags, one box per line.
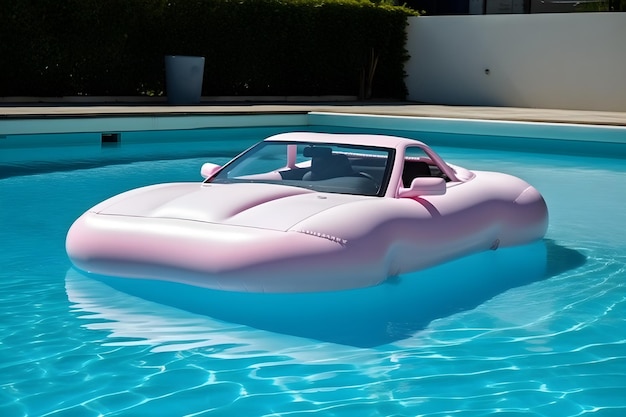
<box><xmin>66</xmin><ymin>132</ymin><xmax>548</xmax><ymax>293</ymax></box>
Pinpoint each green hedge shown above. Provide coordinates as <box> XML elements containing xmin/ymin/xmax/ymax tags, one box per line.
<box><xmin>0</xmin><ymin>0</ymin><xmax>416</xmax><ymax>98</ymax></box>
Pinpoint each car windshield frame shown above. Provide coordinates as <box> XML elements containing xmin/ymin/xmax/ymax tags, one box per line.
<box><xmin>208</xmin><ymin>140</ymin><xmax>395</xmax><ymax>197</ymax></box>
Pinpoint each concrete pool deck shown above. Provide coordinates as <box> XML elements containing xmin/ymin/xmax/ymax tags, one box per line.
<box><xmin>1</xmin><ymin>101</ymin><xmax>626</xmax><ymax>127</ymax></box>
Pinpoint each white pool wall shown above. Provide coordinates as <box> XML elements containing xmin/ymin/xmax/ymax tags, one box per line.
<box><xmin>307</xmin><ymin>112</ymin><xmax>626</xmax><ymax>145</ymax></box>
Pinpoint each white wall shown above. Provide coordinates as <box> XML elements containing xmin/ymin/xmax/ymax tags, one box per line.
<box><xmin>405</xmin><ymin>13</ymin><xmax>626</xmax><ymax>112</ymax></box>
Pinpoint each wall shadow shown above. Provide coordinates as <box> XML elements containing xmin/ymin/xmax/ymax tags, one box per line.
<box><xmin>66</xmin><ymin>239</ymin><xmax>585</xmax><ymax>348</ymax></box>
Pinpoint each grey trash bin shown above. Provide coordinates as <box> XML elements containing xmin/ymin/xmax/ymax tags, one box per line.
<box><xmin>165</xmin><ymin>55</ymin><xmax>205</xmax><ymax>105</ymax></box>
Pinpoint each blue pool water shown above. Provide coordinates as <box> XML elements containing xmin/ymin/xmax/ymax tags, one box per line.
<box><xmin>1</xmin><ymin>127</ymin><xmax>625</xmax><ymax>416</ymax></box>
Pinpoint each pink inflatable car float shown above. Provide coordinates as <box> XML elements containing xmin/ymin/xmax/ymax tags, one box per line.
<box><xmin>66</xmin><ymin>132</ymin><xmax>548</xmax><ymax>293</ymax></box>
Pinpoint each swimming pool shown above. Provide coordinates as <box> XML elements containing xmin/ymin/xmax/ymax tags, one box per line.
<box><xmin>1</xmin><ymin>120</ymin><xmax>625</xmax><ymax>416</ymax></box>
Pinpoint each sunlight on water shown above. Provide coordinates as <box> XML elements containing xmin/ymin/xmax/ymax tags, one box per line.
<box><xmin>1</xmin><ymin>133</ymin><xmax>625</xmax><ymax>417</ymax></box>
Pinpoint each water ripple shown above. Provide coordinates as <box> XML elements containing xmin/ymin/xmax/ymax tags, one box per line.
<box><xmin>3</xmin><ymin>149</ymin><xmax>626</xmax><ymax>416</ymax></box>
<box><xmin>54</xmin><ymin>245</ymin><xmax>626</xmax><ymax>416</ymax></box>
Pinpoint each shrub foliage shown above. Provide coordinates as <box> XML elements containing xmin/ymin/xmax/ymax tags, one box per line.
<box><xmin>0</xmin><ymin>0</ymin><xmax>416</xmax><ymax>98</ymax></box>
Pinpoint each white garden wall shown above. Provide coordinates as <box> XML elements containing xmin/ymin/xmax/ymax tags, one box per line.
<box><xmin>405</xmin><ymin>13</ymin><xmax>626</xmax><ymax>111</ymax></box>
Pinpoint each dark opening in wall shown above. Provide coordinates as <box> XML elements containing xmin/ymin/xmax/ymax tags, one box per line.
<box><xmin>101</xmin><ymin>132</ymin><xmax>120</xmax><ymax>146</ymax></box>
